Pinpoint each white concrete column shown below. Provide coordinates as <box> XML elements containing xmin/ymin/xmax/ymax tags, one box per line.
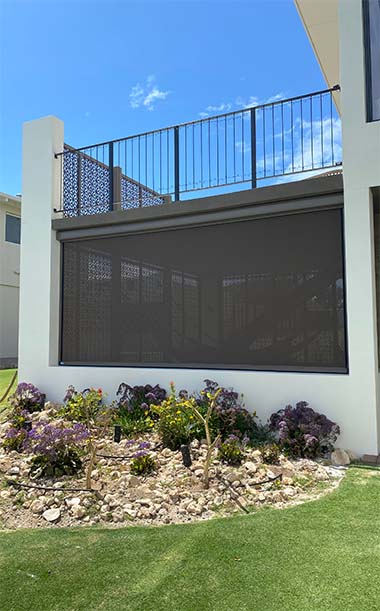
<box><xmin>338</xmin><ymin>0</ymin><xmax>380</xmax><ymax>453</ymax></box>
<box><xmin>19</xmin><ymin>116</ymin><xmax>64</xmax><ymax>380</ymax></box>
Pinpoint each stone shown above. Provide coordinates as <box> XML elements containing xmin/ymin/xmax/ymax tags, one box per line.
<box><xmin>42</xmin><ymin>508</ymin><xmax>61</xmax><ymax>523</ymax></box>
<box><xmin>128</xmin><ymin>475</ymin><xmax>140</xmax><ymax>487</ymax></box>
<box><xmin>8</xmin><ymin>466</ymin><xmax>20</xmax><ymax>476</ymax></box>
<box><xmin>137</xmin><ymin>498</ymin><xmax>152</xmax><ymax>507</ymax></box>
<box><xmin>0</xmin><ymin>490</ymin><xmax>11</xmax><ymax>500</ymax></box>
<box><xmin>104</xmin><ymin>494</ymin><xmax>119</xmax><ymax>508</ymax></box>
<box><xmin>30</xmin><ymin>499</ymin><xmax>45</xmax><ymax>514</ymax></box>
<box><xmin>226</xmin><ymin>471</ymin><xmax>240</xmax><ymax>484</ymax></box>
<box><xmin>345</xmin><ymin>449</ymin><xmax>358</xmax><ymax>462</ymax></box>
<box><xmin>65</xmin><ymin>497</ymin><xmax>81</xmax><ymax>508</ymax></box>
<box><xmin>331</xmin><ymin>449</ymin><xmax>350</xmax><ymax>466</ymax></box>
<box><xmin>251</xmin><ymin>450</ymin><xmax>263</xmax><ymax>462</ymax></box>
<box><xmin>71</xmin><ymin>505</ymin><xmax>86</xmax><ymax>519</ymax></box>
<box><xmin>194</xmin><ymin>469</ymin><xmax>204</xmax><ymax>478</ymax></box>
<box><xmin>244</xmin><ymin>461</ymin><xmax>257</xmax><ymax>474</ymax></box>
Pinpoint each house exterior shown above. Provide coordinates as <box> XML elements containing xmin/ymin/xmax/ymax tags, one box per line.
<box><xmin>18</xmin><ymin>0</ymin><xmax>380</xmax><ymax>456</ymax></box>
<box><xmin>0</xmin><ymin>192</ymin><xmax>21</xmax><ymax>368</ymax></box>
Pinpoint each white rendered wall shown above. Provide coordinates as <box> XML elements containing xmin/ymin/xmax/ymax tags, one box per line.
<box><xmin>0</xmin><ymin>200</ymin><xmax>20</xmax><ymax>362</ymax></box>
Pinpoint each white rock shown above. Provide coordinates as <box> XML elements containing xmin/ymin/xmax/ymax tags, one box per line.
<box><xmin>65</xmin><ymin>497</ymin><xmax>81</xmax><ymax>508</ymax></box>
<box><xmin>8</xmin><ymin>466</ymin><xmax>20</xmax><ymax>476</ymax></box>
<box><xmin>244</xmin><ymin>462</ymin><xmax>257</xmax><ymax>474</ymax></box>
<box><xmin>226</xmin><ymin>471</ymin><xmax>240</xmax><ymax>484</ymax></box>
<box><xmin>42</xmin><ymin>508</ymin><xmax>61</xmax><ymax>523</ymax></box>
<box><xmin>0</xmin><ymin>490</ymin><xmax>11</xmax><ymax>500</ymax></box>
<box><xmin>71</xmin><ymin>505</ymin><xmax>86</xmax><ymax>519</ymax></box>
<box><xmin>30</xmin><ymin>499</ymin><xmax>45</xmax><ymax>514</ymax></box>
<box><xmin>331</xmin><ymin>449</ymin><xmax>350</xmax><ymax>466</ymax></box>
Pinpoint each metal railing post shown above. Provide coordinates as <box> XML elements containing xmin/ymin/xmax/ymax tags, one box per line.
<box><xmin>77</xmin><ymin>152</ymin><xmax>81</xmax><ymax>215</ymax></box>
<box><xmin>250</xmin><ymin>107</ymin><xmax>257</xmax><ymax>189</ymax></box>
<box><xmin>174</xmin><ymin>126</ymin><xmax>180</xmax><ymax>201</ymax></box>
<box><xmin>109</xmin><ymin>142</ymin><xmax>114</xmax><ymax>211</ymax></box>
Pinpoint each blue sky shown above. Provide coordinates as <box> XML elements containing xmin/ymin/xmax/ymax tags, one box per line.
<box><xmin>0</xmin><ymin>0</ymin><xmax>328</xmax><ymax>195</ymax></box>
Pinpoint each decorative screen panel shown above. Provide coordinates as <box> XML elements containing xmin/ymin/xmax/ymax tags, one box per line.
<box><xmin>61</xmin><ymin>209</ymin><xmax>347</xmax><ymax>371</ymax></box>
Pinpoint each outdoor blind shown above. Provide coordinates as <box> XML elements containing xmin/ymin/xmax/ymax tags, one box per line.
<box><xmin>60</xmin><ymin>209</ymin><xmax>347</xmax><ymax>371</ymax></box>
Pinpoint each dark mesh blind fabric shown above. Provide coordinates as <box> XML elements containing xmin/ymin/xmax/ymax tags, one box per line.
<box><xmin>61</xmin><ymin>209</ymin><xmax>347</xmax><ymax>371</ymax></box>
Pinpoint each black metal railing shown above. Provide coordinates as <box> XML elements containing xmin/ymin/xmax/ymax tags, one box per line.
<box><xmin>57</xmin><ymin>86</ymin><xmax>341</xmax><ymax>217</ymax></box>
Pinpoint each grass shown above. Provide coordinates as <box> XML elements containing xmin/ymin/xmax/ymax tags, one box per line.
<box><xmin>0</xmin><ymin>468</ymin><xmax>379</xmax><ymax>611</ymax></box>
<box><xmin>0</xmin><ymin>368</ymin><xmax>17</xmax><ymax>408</ymax></box>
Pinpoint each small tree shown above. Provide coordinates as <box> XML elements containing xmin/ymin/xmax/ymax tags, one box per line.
<box><xmin>190</xmin><ymin>388</ymin><xmax>222</xmax><ymax>489</ymax></box>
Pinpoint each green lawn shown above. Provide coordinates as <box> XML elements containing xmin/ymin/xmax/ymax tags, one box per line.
<box><xmin>0</xmin><ymin>468</ymin><xmax>379</xmax><ymax>611</ymax></box>
<box><xmin>0</xmin><ymin>368</ymin><xmax>17</xmax><ymax>407</ymax></box>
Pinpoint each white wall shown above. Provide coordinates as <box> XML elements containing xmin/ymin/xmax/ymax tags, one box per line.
<box><xmin>0</xmin><ymin>199</ymin><xmax>21</xmax><ymax>363</ymax></box>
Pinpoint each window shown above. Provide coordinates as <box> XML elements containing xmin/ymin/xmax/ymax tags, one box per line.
<box><xmin>363</xmin><ymin>0</ymin><xmax>380</xmax><ymax>121</ymax></box>
<box><xmin>60</xmin><ymin>209</ymin><xmax>347</xmax><ymax>372</ymax></box>
<box><xmin>5</xmin><ymin>214</ymin><xmax>21</xmax><ymax>244</ymax></box>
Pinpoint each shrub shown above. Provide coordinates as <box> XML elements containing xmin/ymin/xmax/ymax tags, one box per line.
<box><xmin>115</xmin><ymin>383</ymin><xmax>166</xmax><ymax>435</ymax></box>
<box><xmin>2</xmin><ymin>427</ymin><xmax>29</xmax><ymax>453</ymax></box>
<box><xmin>199</xmin><ymin>379</ymin><xmax>258</xmax><ymax>442</ymax></box>
<box><xmin>153</xmin><ymin>383</ymin><xmax>204</xmax><ymax>450</ymax></box>
<box><xmin>9</xmin><ymin>383</ymin><xmax>45</xmax><ymax>413</ymax></box>
<box><xmin>2</xmin><ymin>407</ymin><xmax>32</xmax><ymax>453</ymax></box>
<box><xmin>60</xmin><ymin>386</ymin><xmax>104</xmax><ymax>424</ymax></box>
<box><xmin>261</xmin><ymin>443</ymin><xmax>281</xmax><ymax>465</ymax></box>
<box><xmin>130</xmin><ymin>452</ymin><xmax>157</xmax><ymax>476</ymax></box>
<box><xmin>217</xmin><ymin>434</ymin><xmax>246</xmax><ymax>466</ymax></box>
<box><xmin>269</xmin><ymin>401</ymin><xmax>340</xmax><ymax>458</ymax></box>
<box><xmin>26</xmin><ymin>421</ymin><xmax>90</xmax><ymax>478</ymax></box>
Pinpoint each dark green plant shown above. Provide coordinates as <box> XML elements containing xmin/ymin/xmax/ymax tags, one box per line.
<box><xmin>261</xmin><ymin>444</ymin><xmax>281</xmax><ymax>465</ymax></box>
<box><xmin>60</xmin><ymin>386</ymin><xmax>105</xmax><ymax>423</ymax></box>
<box><xmin>29</xmin><ymin>449</ymin><xmax>83</xmax><ymax>478</ymax></box>
<box><xmin>2</xmin><ymin>427</ymin><xmax>28</xmax><ymax>453</ymax></box>
<box><xmin>115</xmin><ymin>383</ymin><xmax>166</xmax><ymax>435</ymax></box>
<box><xmin>217</xmin><ymin>435</ymin><xmax>245</xmax><ymax>466</ymax></box>
<box><xmin>153</xmin><ymin>384</ymin><xmax>205</xmax><ymax>450</ymax></box>
<box><xmin>130</xmin><ymin>452</ymin><xmax>157</xmax><ymax>476</ymax></box>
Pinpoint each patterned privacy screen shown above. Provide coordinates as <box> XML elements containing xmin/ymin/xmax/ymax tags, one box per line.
<box><xmin>60</xmin><ymin>209</ymin><xmax>347</xmax><ymax>371</ymax></box>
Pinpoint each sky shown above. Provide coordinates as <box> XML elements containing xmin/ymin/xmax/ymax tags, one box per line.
<box><xmin>0</xmin><ymin>0</ymin><xmax>329</xmax><ymax>196</ymax></box>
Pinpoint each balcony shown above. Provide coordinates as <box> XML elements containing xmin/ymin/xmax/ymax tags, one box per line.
<box><xmin>56</xmin><ymin>86</ymin><xmax>342</xmax><ymax>217</ymax></box>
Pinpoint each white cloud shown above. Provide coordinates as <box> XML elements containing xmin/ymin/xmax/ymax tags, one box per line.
<box><xmin>129</xmin><ymin>75</ymin><xmax>170</xmax><ymax>111</ymax></box>
<box><xmin>235</xmin><ymin>92</ymin><xmax>285</xmax><ymax>109</ymax></box>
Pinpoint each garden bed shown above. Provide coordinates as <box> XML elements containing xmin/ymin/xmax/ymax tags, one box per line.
<box><xmin>0</xmin><ymin>423</ymin><xmax>342</xmax><ymax>530</ymax></box>
<box><xmin>0</xmin><ymin>380</ymin><xmax>344</xmax><ymax>529</ymax></box>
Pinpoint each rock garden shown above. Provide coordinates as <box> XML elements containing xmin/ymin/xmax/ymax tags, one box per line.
<box><xmin>0</xmin><ymin>379</ymin><xmax>345</xmax><ymax>529</ymax></box>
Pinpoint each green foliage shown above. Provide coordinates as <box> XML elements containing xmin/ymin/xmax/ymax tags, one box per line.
<box><xmin>2</xmin><ymin>428</ymin><xmax>28</xmax><ymax>453</ymax></box>
<box><xmin>114</xmin><ymin>383</ymin><xmax>166</xmax><ymax>436</ymax></box>
<box><xmin>29</xmin><ymin>448</ymin><xmax>83</xmax><ymax>478</ymax></box>
<box><xmin>217</xmin><ymin>435</ymin><xmax>245</xmax><ymax>466</ymax></box>
<box><xmin>130</xmin><ymin>453</ymin><xmax>157</xmax><ymax>476</ymax></box>
<box><xmin>60</xmin><ymin>386</ymin><xmax>105</xmax><ymax>424</ymax></box>
<box><xmin>152</xmin><ymin>384</ymin><xmax>205</xmax><ymax>450</ymax></box>
<box><xmin>116</xmin><ymin>411</ymin><xmax>155</xmax><ymax>437</ymax></box>
<box><xmin>261</xmin><ymin>444</ymin><xmax>281</xmax><ymax>465</ymax></box>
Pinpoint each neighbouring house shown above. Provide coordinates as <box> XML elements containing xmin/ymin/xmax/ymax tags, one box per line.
<box><xmin>0</xmin><ymin>192</ymin><xmax>21</xmax><ymax>368</ymax></box>
<box><xmin>18</xmin><ymin>0</ymin><xmax>380</xmax><ymax>456</ymax></box>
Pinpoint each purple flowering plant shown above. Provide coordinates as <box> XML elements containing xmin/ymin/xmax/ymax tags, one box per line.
<box><xmin>115</xmin><ymin>383</ymin><xmax>167</xmax><ymax>435</ymax></box>
<box><xmin>198</xmin><ymin>380</ymin><xmax>260</xmax><ymax>442</ymax></box>
<box><xmin>129</xmin><ymin>440</ymin><xmax>157</xmax><ymax>475</ymax></box>
<box><xmin>2</xmin><ymin>426</ymin><xmax>29</xmax><ymax>453</ymax></box>
<box><xmin>26</xmin><ymin>421</ymin><xmax>90</xmax><ymax>477</ymax></box>
<box><xmin>9</xmin><ymin>382</ymin><xmax>45</xmax><ymax>413</ymax></box>
<box><xmin>269</xmin><ymin>401</ymin><xmax>340</xmax><ymax>458</ymax></box>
